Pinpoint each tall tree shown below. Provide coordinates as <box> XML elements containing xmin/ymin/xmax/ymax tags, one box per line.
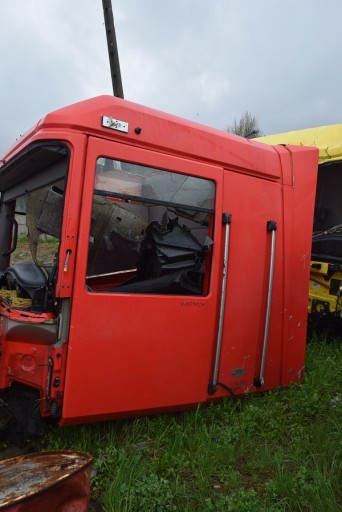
<box><xmin>226</xmin><ymin>111</ymin><xmax>262</xmax><ymax>138</ymax></box>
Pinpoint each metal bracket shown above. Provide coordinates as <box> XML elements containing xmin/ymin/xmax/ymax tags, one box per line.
<box><xmin>102</xmin><ymin>116</ymin><xmax>128</xmax><ymax>133</ymax></box>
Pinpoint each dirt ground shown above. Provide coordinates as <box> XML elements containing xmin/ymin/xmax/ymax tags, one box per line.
<box><xmin>11</xmin><ymin>238</ymin><xmax>58</xmax><ymax>267</ymax></box>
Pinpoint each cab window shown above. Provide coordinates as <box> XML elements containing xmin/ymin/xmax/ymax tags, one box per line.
<box><xmin>86</xmin><ymin>158</ymin><xmax>215</xmax><ymax>295</ymax></box>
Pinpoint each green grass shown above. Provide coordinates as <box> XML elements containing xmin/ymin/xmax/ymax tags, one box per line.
<box><xmin>43</xmin><ymin>335</ymin><xmax>342</xmax><ymax>511</ymax></box>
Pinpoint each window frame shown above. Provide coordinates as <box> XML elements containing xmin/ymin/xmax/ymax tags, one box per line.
<box><xmin>86</xmin><ymin>156</ymin><xmax>216</xmax><ymax>297</ymax></box>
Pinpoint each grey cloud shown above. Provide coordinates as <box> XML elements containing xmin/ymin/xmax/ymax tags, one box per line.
<box><xmin>1</xmin><ymin>0</ymin><xmax>342</xmax><ymax>155</ymax></box>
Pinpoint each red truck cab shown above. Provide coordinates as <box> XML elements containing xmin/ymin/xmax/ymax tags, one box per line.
<box><xmin>0</xmin><ymin>96</ymin><xmax>318</xmax><ymax>440</ymax></box>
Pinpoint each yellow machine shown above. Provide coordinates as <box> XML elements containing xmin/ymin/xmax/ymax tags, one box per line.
<box><xmin>258</xmin><ymin>125</ymin><xmax>342</xmax><ymax>324</ymax></box>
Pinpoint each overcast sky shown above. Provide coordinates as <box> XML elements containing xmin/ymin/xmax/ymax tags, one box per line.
<box><xmin>1</xmin><ymin>0</ymin><xmax>342</xmax><ymax>156</ymax></box>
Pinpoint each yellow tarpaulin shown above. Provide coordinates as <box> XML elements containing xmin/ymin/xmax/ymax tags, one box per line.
<box><xmin>257</xmin><ymin>124</ymin><xmax>342</xmax><ymax>164</ymax></box>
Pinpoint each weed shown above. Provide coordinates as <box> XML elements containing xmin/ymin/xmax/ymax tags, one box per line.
<box><xmin>44</xmin><ymin>336</ymin><xmax>342</xmax><ymax>511</ymax></box>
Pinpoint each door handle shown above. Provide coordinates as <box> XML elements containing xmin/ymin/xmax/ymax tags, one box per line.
<box><xmin>208</xmin><ymin>212</ymin><xmax>231</xmax><ymax>394</ymax></box>
<box><xmin>63</xmin><ymin>249</ymin><xmax>72</xmax><ymax>272</ymax></box>
<box><xmin>254</xmin><ymin>220</ymin><xmax>277</xmax><ymax>388</ymax></box>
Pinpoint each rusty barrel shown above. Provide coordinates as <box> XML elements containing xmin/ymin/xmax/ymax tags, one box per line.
<box><xmin>0</xmin><ymin>450</ymin><xmax>93</xmax><ymax>511</ymax></box>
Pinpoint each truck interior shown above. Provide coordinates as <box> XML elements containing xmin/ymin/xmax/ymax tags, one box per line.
<box><xmin>0</xmin><ymin>144</ymin><xmax>216</xmax><ymax>317</ymax></box>
<box><xmin>0</xmin><ymin>142</ymin><xmax>68</xmax><ymax>315</ymax></box>
<box><xmin>312</xmin><ymin>160</ymin><xmax>342</xmax><ymax>264</ymax></box>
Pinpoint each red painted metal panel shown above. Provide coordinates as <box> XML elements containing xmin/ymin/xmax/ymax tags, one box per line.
<box><xmin>59</xmin><ymin>133</ymin><xmax>318</xmax><ymax>425</ymax></box>
<box><xmin>216</xmin><ymin>171</ymin><xmax>284</xmax><ymax>394</ymax></box>
<box><xmin>61</xmin><ymin>138</ymin><xmax>224</xmax><ymax>424</ymax></box>
<box><xmin>279</xmin><ymin>146</ymin><xmax>318</xmax><ymax>386</ymax></box>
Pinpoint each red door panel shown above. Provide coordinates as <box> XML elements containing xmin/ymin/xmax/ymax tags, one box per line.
<box><xmin>61</xmin><ymin>138</ymin><xmax>224</xmax><ymax>424</ymax></box>
<box><xmin>216</xmin><ymin>171</ymin><xmax>284</xmax><ymax>394</ymax></box>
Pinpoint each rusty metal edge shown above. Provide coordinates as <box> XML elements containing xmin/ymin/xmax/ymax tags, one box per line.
<box><xmin>0</xmin><ymin>450</ymin><xmax>93</xmax><ymax>509</ymax></box>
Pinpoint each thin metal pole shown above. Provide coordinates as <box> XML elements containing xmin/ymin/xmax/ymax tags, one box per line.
<box><xmin>208</xmin><ymin>213</ymin><xmax>231</xmax><ymax>393</ymax></box>
<box><xmin>255</xmin><ymin>220</ymin><xmax>277</xmax><ymax>387</ymax></box>
<box><xmin>102</xmin><ymin>0</ymin><xmax>124</xmax><ymax>98</ymax></box>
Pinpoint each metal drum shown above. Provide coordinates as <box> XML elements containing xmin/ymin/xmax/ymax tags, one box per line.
<box><xmin>0</xmin><ymin>450</ymin><xmax>93</xmax><ymax>511</ymax></box>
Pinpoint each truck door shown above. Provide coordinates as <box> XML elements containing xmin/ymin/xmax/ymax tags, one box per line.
<box><xmin>61</xmin><ymin>138</ymin><xmax>223</xmax><ymax>424</ymax></box>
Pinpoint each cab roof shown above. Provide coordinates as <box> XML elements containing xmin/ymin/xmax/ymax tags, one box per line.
<box><xmin>0</xmin><ymin>95</ymin><xmax>313</xmax><ymax>182</ymax></box>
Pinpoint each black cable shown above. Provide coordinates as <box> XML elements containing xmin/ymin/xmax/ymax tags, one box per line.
<box><xmin>212</xmin><ymin>381</ymin><xmax>236</xmax><ymax>399</ymax></box>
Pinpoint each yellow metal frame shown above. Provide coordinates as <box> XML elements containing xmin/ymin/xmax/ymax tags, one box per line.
<box><xmin>257</xmin><ymin>125</ymin><xmax>342</xmax><ymax>321</ymax></box>
<box><xmin>309</xmin><ymin>262</ymin><xmax>342</xmax><ymax>319</ymax></box>
<box><xmin>256</xmin><ymin>124</ymin><xmax>342</xmax><ymax>164</ymax></box>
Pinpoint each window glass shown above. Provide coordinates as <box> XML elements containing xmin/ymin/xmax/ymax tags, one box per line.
<box><xmin>87</xmin><ymin>159</ymin><xmax>215</xmax><ymax>296</ymax></box>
